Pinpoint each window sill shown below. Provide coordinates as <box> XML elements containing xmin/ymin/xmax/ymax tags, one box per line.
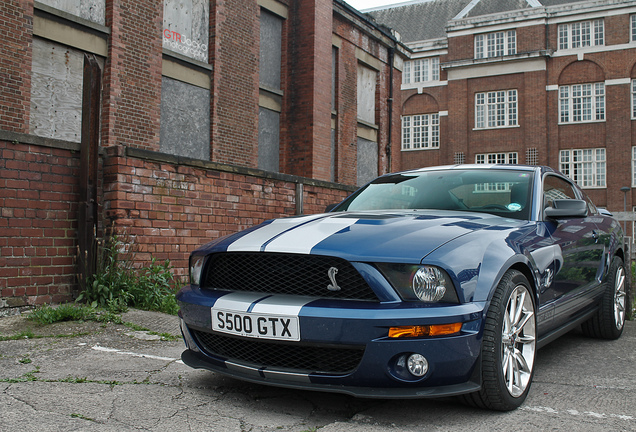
<box><xmin>163</xmin><ymin>49</ymin><xmax>212</xmax><ymax>71</ymax></box>
<box><xmin>401</xmin><ymin>146</ymin><xmax>440</xmax><ymax>152</ymax></box>
<box><xmin>357</xmin><ymin>119</ymin><xmax>378</xmax><ymax>130</ymax></box>
<box><xmin>473</xmin><ymin>125</ymin><xmax>520</xmax><ymax>131</ymax></box>
<box><xmin>557</xmin><ymin>120</ymin><xmax>605</xmax><ymax>126</ymax></box>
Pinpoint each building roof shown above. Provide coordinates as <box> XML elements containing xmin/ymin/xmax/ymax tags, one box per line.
<box><xmin>366</xmin><ymin>0</ymin><xmax>593</xmax><ymax>44</ymax></box>
<box><xmin>365</xmin><ymin>0</ymin><xmax>473</xmax><ymax>42</ymax></box>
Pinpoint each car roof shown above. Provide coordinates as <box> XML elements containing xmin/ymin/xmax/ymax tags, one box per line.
<box><xmin>396</xmin><ymin>164</ymin><xmax>553</xmax><ymax>176</ymax></box>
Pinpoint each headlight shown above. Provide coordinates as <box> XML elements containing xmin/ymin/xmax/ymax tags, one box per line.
<box><xmin>377</xmin><ymin>264</ymin><xmax>459</xmax><ymax>303</ymax></box>
<box><xmin>190</xmin><ymin>255</ymin><xmax>206</xmax><ymax>286</ymax></box>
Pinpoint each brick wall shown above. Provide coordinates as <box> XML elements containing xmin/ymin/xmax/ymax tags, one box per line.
<box><xmin>0</xmin><ymin>138</ymin><xmax>355</xmax><ymax>309</ymax></box>
<box><xmin>0</xmin><ymin>0</ymin><xmax>32</xmax><ymax>133</ymax></box>
<box><xmin>0</xmin><ymin>137</ymin><xmax>79</xmax><ymax>307</ymax></box>
<box><xmin>103</xmin><ymin>146</ymin><xmax>356</xmax><ymax>277</ymax></box>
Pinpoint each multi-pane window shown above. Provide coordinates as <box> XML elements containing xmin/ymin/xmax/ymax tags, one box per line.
<box><xmin>558</xmin><ymin>83</ymin><xmax>604</xmax><ymax>123</ymax></box>
<box><xmin>475</xmin><ymin>152</ymin><xmax>518</xmax><ymax>164</ymax></box>
<box><xmin>454</xmin><ymin>152</ymin><xmax>466</xmax><ymax>165</ymax></box>
<box><xmin>475</xmin><ymin>90</ymin><xmax>518</xmax><ymax>129</ymax></box>
<box><xmin>403</xmin><ymin>57</ymin><xmax>440</xmax><ymax>84</ymax></box>
<box><xmin>559</xmin><ymin>148</ymin><xmax>606</xmax><ymax>188</ymax></box>
<box><xmin>475</xmin><ymin>30</ymin><xmax>516</xmax><ymax>59</ymax></box>
<box><xmin>558</xmin><ymin>19</ymin><xmax>604</xmax><ymax>50</ymax></box>
<box><xmin>401</xmin><ymin>114</ymin><xmax>440</xmax><ymax>150</ymax></box>
<box><xmin>526</xmin><ymin>148</ymin><xmax>539</xmax><ymax>166</ymax></box>
<box><xmin>632</xmin><ymin>15</ymin><xmax>636</xmax><ymax>41</ymax></box>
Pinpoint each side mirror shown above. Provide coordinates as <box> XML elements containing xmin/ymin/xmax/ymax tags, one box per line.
<box><xmin>325</xmin><ymin>203</ymin><xmax>339</xmax><ymax>212</ymax></box>
<box><xmin>544</xmin><ymin>199</ymin><xmax>588</xmax><ymax>219</ymax></box>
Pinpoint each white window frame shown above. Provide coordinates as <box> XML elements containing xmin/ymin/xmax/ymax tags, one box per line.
<box><xmin>403</xmin><ymin>57</ymin><xmax>440</xmax><ymax>84</ymax></box>
<box><xmin>475</xmin><ymin>90</ymin><xmax>518</xmax><ymax>129</ymax></box>
<box><xmin>401</xmin><ymin>113</ymin><xmax>440</xmax><ymax>151</ymax></box>
<box><xmin>632</xmin><ymin>147</ymin><xmax>636</xmax><ymax>187</ymax></box>
<box><xmin>558</xmin><ymin>19</ymin><xmax>604</xmax><ymax>50</ymax></box>
<box><xmin>632</xmin><ymin>79</ymin><xmax>636</xmax><ymax>119</ymax></box>
<box><xmin>475</xmin><ymin>30</ymin><xmax>516</xmax><ymax>59</ymax></box>
<box><xmin>558</xmin><ymin>83</ymin><xmax>605</xmax><ymax>124</ymax></box>
<box><xmin>631</xmin><ymin>15</ymin><xmax>636</xmax><ymax>42</ymax></box>
<box><xmin>559</xmin><ymin>148</ymin><xmax>606</xmax><ymax>188</ymax></box>
<box><xmin>475</xmin><ymin>152</ymin><xmax>518</xmax><ymax>165</ymax></box>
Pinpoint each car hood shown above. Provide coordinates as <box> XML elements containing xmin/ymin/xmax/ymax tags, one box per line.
<box><xmin>208</xmin><ymin>210</ymin><xmax>526</xmax><ymax>263</ymax></box>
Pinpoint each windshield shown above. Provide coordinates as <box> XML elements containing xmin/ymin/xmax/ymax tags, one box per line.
<box><xmin>334</xmin><ymin>169</ymin><xmax>534</xmax><ymax>220</ymax></box>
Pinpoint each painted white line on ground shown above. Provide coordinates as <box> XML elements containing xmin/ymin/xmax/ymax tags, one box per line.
<box><xmin>522</xmin><ymin>406</ymin><xmax>634</xmax><ymax>422</ymax></box>
<box><xmin>92</xmin><ymin>345</ymin><xmax>184</xmax><ymax>364</ymax></box>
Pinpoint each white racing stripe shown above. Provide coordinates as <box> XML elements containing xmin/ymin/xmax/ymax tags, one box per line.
<box><xmin>227</xmin><ymin>215</ymin><xmax>326</xmax><ymax>252</ymax></box>
<box><xmin>212</xmin><ymin>292</ymin><xmax>314</xmax><ymax>316</ymax></box>
<box><xmin>212</xmin><ymin>292</ymin><xmax>270</xmax><ymax>312</ymax></box>
<box><xmin>264</xmin><ymin>217</ymin><xmax>358</xmax><ymax>254</ymax></box>
<box><xmin>249</xmin><ymin>295</ymin><xmax>314</xmax><ymax>315</ymax></box>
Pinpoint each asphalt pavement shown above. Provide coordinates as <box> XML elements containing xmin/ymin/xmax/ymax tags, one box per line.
<box><xmin>0</xmin><ymin>309</ymin><xmax>634</xmax><ymax>431</ymax></box>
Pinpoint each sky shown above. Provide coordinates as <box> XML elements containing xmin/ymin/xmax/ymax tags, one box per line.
<box><xmin>344</xmin><ymin>0</ymin><xmax>412</xmax><ymax>11</ymax></box>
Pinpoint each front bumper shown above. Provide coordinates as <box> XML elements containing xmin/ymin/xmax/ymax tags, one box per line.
<box><xmin>177</xmin><ymin>285</ymin><xmax>486</xmax><ymax>399</ymax></box>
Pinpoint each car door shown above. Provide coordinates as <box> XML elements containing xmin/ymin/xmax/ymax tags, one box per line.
<box><xmin>539</xmin><ymin>174</ymin><xmax>606</xmax><ymax>332</ymax></box>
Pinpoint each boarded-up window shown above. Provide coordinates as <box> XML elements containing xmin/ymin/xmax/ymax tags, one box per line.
<box><xmin>38</xmin><ymin>0</ymin><xmax>105</xmax><ymax>25</ymax></box>
<box><xmin>357</xmin><ymin>65</ymin><xmax>376</xmax><ymax>125</ymax></box>
<box><xmin>258</xmin><ymin>107</ymin><xmax>280</xmax><ymax>172</ymax></box>
<box><xmin>160</xmin><ymin>77</ymin><xmax>210</xmax><ymax>160</ymax></box>
<box><xmin>30</xmin><ymin>38</ymin><xmax>84</xmax><ymax>142</ymax></box>
<box><xmin>163</xmin><ymin>0</ymin><xmax>209</xmax><ymax>63</ymax></box>
<box><xmin>260</xmin><ymin>9</ymin><xmax>282</xmax><ymax>91</ymax></box>
<box><xmin>258</xmin><ymin>8</ymin><xmax>283</xmax><ymax>172</ymax></box>
<box><xmin>357</xmin><ymin>137</ymin><xmax>378</xmax><ymax>186</ymax></box>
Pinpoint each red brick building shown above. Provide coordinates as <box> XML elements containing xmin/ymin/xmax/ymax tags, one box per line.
<box><xmin>0</xmin><ymin>0</ymin><xmax>406</xmax><ymax>308</ymax></box>
<box><xmin>369</xmin><ymin>0</ymin><xmax>636</xmax><ymax>214</ymax></box>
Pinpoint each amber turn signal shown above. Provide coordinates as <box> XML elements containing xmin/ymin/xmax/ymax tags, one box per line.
<box><xmin>388</xmin><ymin>323</ymin><xmax>462</xmax><ymax>338</ymax></box>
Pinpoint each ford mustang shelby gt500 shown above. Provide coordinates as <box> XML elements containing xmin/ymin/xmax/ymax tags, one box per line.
<box><xmin>177</xmin><ymin>165</ymin><xmax>627</xmax><ymax>411</ymax></box>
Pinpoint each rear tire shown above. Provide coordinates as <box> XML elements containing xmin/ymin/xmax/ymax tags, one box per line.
<box><xmin>581</xmin><ymin>256</ymin><xmax>626</xmax><ymax>340</ymax></box>
<box><xmin>460</xmin><ymin>270</ymin><xmax>536</xmax><ymax>411</ymax></box>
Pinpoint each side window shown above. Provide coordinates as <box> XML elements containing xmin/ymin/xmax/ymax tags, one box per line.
<box><xmin>543</xmin><ymin>175</ymin><xmax>577</xmax><ymax>209</ymax></box>
<box><xmin>583</xmin><ymin>195</ymin><xmax>599</xmax><ymax>215</ymax></box>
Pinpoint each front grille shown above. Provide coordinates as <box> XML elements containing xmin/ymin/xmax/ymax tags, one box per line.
<box><xmin>202</xmin><ymin>252</ymin><xmax>378</xmax><ymax>301</ymax></box>
<box><xmin>191</xmin><ymin>328</ymin><xmax>364</xmax><ymax>375</ymax></box>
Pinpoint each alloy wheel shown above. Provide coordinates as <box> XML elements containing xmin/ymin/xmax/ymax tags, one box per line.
<box><xmin>501</xmin><ymin>285</ymin><xmax>536</xmax><ymax>398</ymax></box>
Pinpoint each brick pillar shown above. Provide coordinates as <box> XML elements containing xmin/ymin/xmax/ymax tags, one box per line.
<box><xmin>209</xmin><ymin>0</ymin><xmax>260</xmax><ymax>167</ymax></box>
<box><xmin>288</xmin><ymin>0</ymin><xmax>332</xmax><ymax>181</ymax></box>
<box><xmin>0</xmin><ymin>0</ymin><xmax>33</xmax><ymax>133</ymax></box>
<box><xmin>102</xmin><ymin>0</ymin><xmax>163</xmax><ymax>150</ymax></box>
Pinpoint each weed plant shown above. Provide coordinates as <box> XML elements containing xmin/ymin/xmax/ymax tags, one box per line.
<box><xmin>28</xmin><ymin>304</ymin><xmax>123</xmax><ymax>326</ymax></box>
<box><xmin>77</xmin><ymin>234</ymin><xmax>179</xmax><ymax>315</ymax></box>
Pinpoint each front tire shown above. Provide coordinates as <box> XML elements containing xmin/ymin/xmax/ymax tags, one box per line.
<box><xmin>581</xmin><ymin>256</ymin><xmax>626</xmax><ymax>340</ymax></box>
<box><xmin>462</xmin><ymin>270</ymin><xmax>536</xmax><ymax>411</ymax></box>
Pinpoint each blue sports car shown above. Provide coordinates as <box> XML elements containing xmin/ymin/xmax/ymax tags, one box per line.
<box><xmin>177</xmin><ymin>165</ymin><xmax>627</xmax><ymax>411</ymax></box>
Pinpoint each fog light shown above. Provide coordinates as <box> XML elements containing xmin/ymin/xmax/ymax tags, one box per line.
<box><xmin>407</xmin><ymin>354</ymin><xmax>428</xmax><ymax>377</ymax></box>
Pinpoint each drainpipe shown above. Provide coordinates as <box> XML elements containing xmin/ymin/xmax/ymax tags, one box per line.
<box><xmin>387</xmin><ymin>47</ymin><xmax>394</xmax><ymax>173</ymax></box>
<box><xmin>295</xmin><ymin>182</ymin><xmax>304</xmax><ymax>215</ymax></box>
<box><xmin>545</xmin><ymin>11</ymin><xmax>551</xmax><ymax>167</ymax></box>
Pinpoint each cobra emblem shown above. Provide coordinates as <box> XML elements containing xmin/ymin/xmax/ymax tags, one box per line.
<box><xmin>327</xmin><ymin>267</ymin><xmax>341</xmax><ymax>292</ymax></box>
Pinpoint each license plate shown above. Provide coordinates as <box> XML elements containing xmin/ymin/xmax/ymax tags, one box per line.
<box><xmin>212</xmin><ymin>309</ymin><xmax>300</xmax><ymax>341</ymax></box>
